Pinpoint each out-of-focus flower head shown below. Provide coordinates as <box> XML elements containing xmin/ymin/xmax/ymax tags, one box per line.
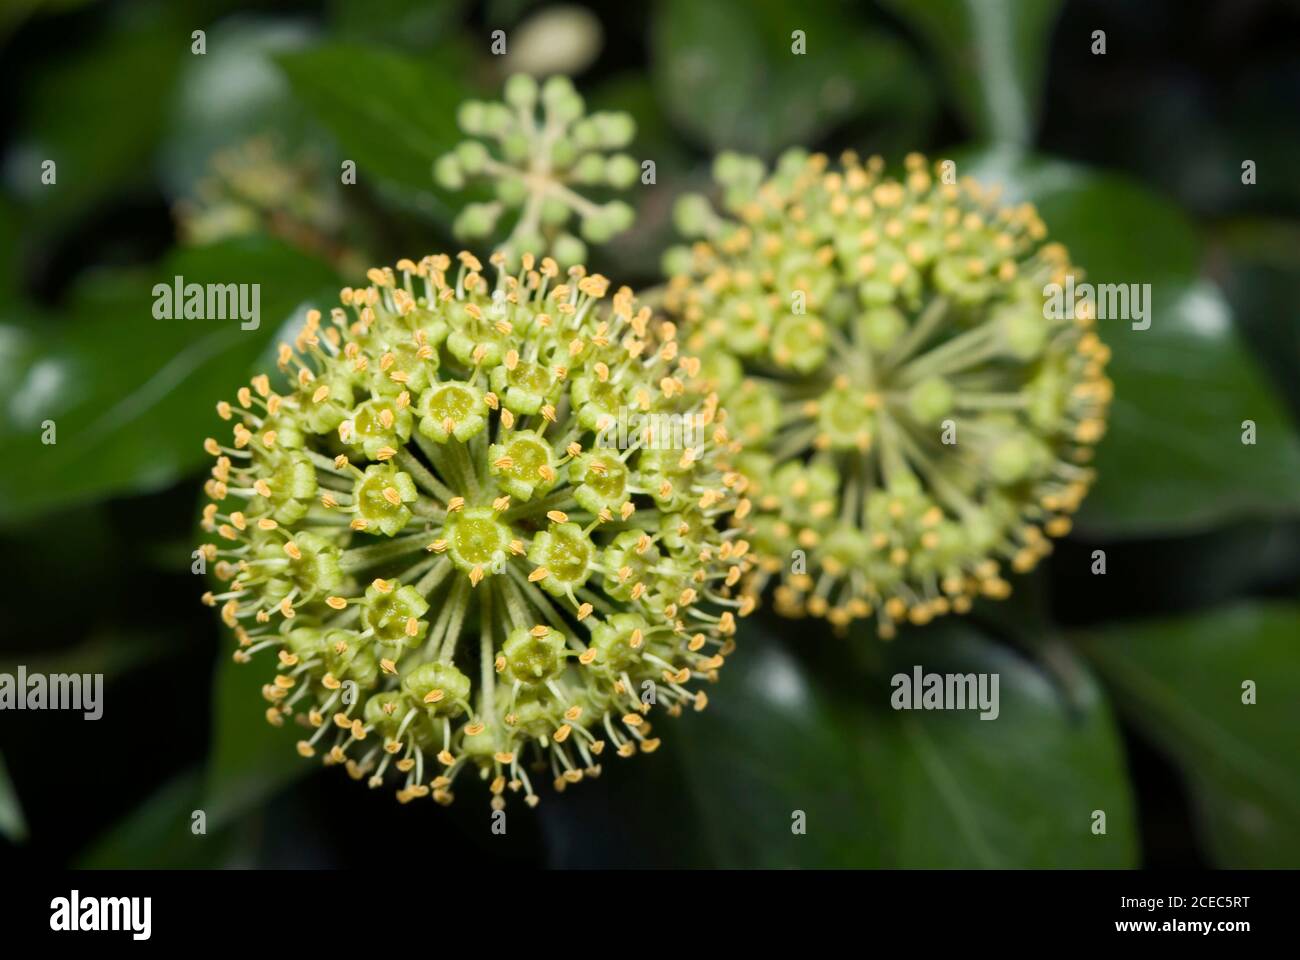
<box><xmin>663</xmin><ymin>151</ymin><xmax>1112</xmax><ymax>637</ymax></box>
<box><xmin>176</xmin><ymin>137</ymin><xmax>362</xmax><ymax>274</ymax></box>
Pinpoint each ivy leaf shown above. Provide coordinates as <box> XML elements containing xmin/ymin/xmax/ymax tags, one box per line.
<box><xmin>276</xmin><ymin>42</ymin><xmax>474</xmax><ymax>222</ymax></box>
<box><xmin>545</xmin><ymin>618</ymin><xmax>1136</xmax><ymax>867</ymax></box>
<box><xmin>326</xmin><ymin>0</ymin><xmax>470</xmax><ymax>50</ymax></box>
<box><xmin>882</xmin><ymin>0</ymin><xmax>1063</xmax><ymax>146</ymax></box>
<box><xmin>0</xmin><ymin>752</ymin><xmax>27</xmax><ymax>844</ymax></box>
<box><xmin>203</xmin><ymin>651</ymin><xmax>312</xmax><ymax>829</ymax></box>
<box><xmin>1215</xmin><ymin>219</ymin><xmax>1300</xmax><ymax>419</ymax></box>
<box><xmin>859</xmin><ymin>625</ymin><xmax>1135</xmax><ymax>867</ymax></box>
<box><xmin>158</xmin><ymin>16</ymin><xmax>320</xmax><ymax>199</ymax></box>
<box><xmin>653</xmin><ymin>0</ymin><xmax>931</xmax><ymax>156</ymax></box>
<box><xmin>1075</xmin><ymin>603</ymin><xmax>1300</xmax><ymax>867</ymax></box>
<box><xmin>11</xmin><ymin>3</ymin><xmax>186</xmax><ymax>231</ymax></box>
<box><xmin>672</xmin><ymin>632</ymin><xmax>892</xmax><ymax>867</ymax></box>
<box><xmin>961</xmin><ymin>149</ymin><xmax>1300</xmax><ymax>536</ymax></box>
<box><xmin>0</xmin><ymin>236</ymin><xmax>339</xmax><ymax>524</ymax></box>
<box><xmin>78</xmin><ymin>771</ymin><xmax>236</xmax><ymax>868</ymax></box>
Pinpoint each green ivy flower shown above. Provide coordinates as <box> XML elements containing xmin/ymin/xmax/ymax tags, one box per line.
<box><xmin>664</xmin><ymin>151</ymin><xmax>1112</xmax><ymax>638</ymax></box>
<box><xmin>199</xmin><ymin>251</ymin><xmax>753</xmax><ymax>808</ymax></box>
<box><xmin>434</xmin><ymin>74</ymin><xmax>639</xmax><ymax>265</ymax></box>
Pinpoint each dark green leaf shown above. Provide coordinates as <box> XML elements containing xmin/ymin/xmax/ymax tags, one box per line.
<box><xmin>549</xmin><ymin>618</ymin><xmax>1136</xmax><ymax>867</ymax></box>
<box><xmin>1075</xmin><ymin>603</ymin><xmax>1300</xmax><ymax>867</ymax></box>
<box><xmin>882</xmin><ymin>0</ymin><xmax>1063</xmax><ymax>145</ymax></box>
<box><xmin>13</xmin><ymin>3</ymin><xmax>186</xmax><ymax>229</ymax></box>
<box><xmin>158</xmin><ymin>17</ymin><xmax>320</xmax><ymax>198</ymax></box>
<box><xmin>0</xmin><ymin>752</ymin><xmax>27</xmax><ymax>844</ymax></box>
<box><xmin>1214</xmin><ymin>219</ymin><xmax>1300</xmax><ymax>419</ymax></box>
<box><xmin>673</xmin><ymin>632</ymin><xmax>892</xmax><ymax>867</ymax></box>
<box><xmin>276</xmin><ymin>42</ymin><xmax>474</xmax><ymax>221</ymax></box>
<box><xmin>1</xmin><ymin>632</ymin><xmax>174</xmax><ymax>681</ymax></box>
<box><xmin>204</xmin><ymin>650</ymin><xmax>312</xmax><ymax>828</ymax></box>
<box><xmin>327</xmin><ymin>0</ymin><xmax>469</xmax><ymax>50</ymax></box>
<box><xmin>961</xmin><ymin>150</ymin><xmax>1300</xmax><ymax>536</ymax></box>
<box><xmin>0</xmin><ymin>199</ymin><xmax>21</xmax><ymax>301</ymax></box>
<box><xmin>861</xmin><ymin>626</ymin><xmax>1135</xmax><ymax>867</ymax></box>
<box><xmin>77</xmin><ymin>771</ymin><xmax>237</xmax><ymax>868</ymax></box>
<box><xmin>0</xmin><ymin>236</ymin><xmax>340</xmax><ymax>523</ymax></box>
<box><xmin>652</xmin><ymin>0</ymin><xmax>930</xmax><ymax>156</ymax></box>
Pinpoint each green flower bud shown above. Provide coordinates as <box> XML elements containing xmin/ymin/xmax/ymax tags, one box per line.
<box><xmin>673</xmin><ymin>193</ymin><xmax>717</xmax><ymax>238</ymax></box>
<box><xmin>418</xmin><ymin>381</ymin><xmax>487</xmax><ymax>443</ymax></box>
<box><xmin>548</xmin><ymin>138</ymin><xmax>578</xmax><ymax>168</ymax></box>
<box><xmin>504</xmin><ymin>73</ymin><xmax>538</xmax><ymax>109</ymax></box>
<box><xmin>571</xmin><ymin>153</ymin><xmax>606</xmax><ymax>184</ymax></box>
<box><xmin>770</xmin><ymin>314</ymin><xmax>828</xmax><ymax>373</ymax></box>
<box><xmin>541</xmin><ymin>74</ymin><xmax>576</xmax><ymax>105</ymax></box>
<box><xmin>540</xmin><ymin>197</ymin><xmax>571</xmax><ymax>226</ymax></box>
<box><xmin>587</xmin><ymin>613</ymin><xmax>653</xmax><ymax>671</ymax></box>
<box><xmin>489</xmin><ymin>355</ymin><xmax>558</xmax><ymax>416</ymax></box>
<box><xmin>494</xmin><ymin>174</ymin><xmax>528</xmax><ymax>206</ymax></box>
<box><xmin>605</xmin><ymin>154</ymin><xmax>640</xmax><ymax>189</ymax></box>
<box><xmin>592</xmin><ymin>111</ymin><xmax>635</xmax><ymax>149</ymax></box>
<box><xmin>908</xmin><ymin>375</ymin><xmax>954</xmax><ymax>424</ymax></box>
<box><xmin>661</xmin><ymin>244</ymin><xmax>693</xmax><ymax>279</ymax></box>
<box><xmin>580</xmin><ymin>210</ymin><xmax>614</xmax><ymax>244</ymax></box>
<box><xmin>453</xmin><ymin>202</ymin><xmax>501</xmax><ymax>239</ymax></box>
<box><xmin>570</xmin><ymin>118</ymin><xmax>601</xmax><ymax>151</ymax></box>
<box><xmin>996</xmin><ymin>301</ymin><xmax>1048</xmax><ymax>359</ymax></box>
<box><xmin>506</xmin><ymin>229</ymin><xmax>546</xmax><ymax>263</ymax></box>
<box><xmin>455</xmin><ymin>140</ymin><xmax>489</xmax><ymax>174</ymax></box>
<box><xmin>457</xmin><ymin>101</ymin><xmax>486</xmax><ymax>135</ymax></box>
<box><xmin>502</xmin><ymin>132</ymin><xmax>531</xmax><ymax>164</ymax></box>
<box><xmin>481</xmin><ymin>103</ymin><xmax>513</xmax><ymax>136</ymax></box>
<box><xmin>551</xmin><ymin>232</ymin><xmax>587</xmax><ymax>267</ymax></box>
<box><xmin>527</xmin><ymin>521</ymin><xmax>596</xmax><ymax>596</ymax></box>
<box><xmin>860</xmin><ymin>305</ymin><xmax>907</xmax><ymax>352</ymax></box>
<box><xmin>434</xmin><ymin>154</ymin><xmax>464</xmax><ymax>190</ymax></box>
<box><xmin>569</xmin><ymin>451</ymin><xmax>631</xmax><ymax>514</ymax></box>
<box><xmin>601</xmin><ymin>200</ymin><xmax>635</xmax><ymax>233</ymax></box>
<box><xmin>489</xmin><ymin>432</ymin><xmax>558</xmax><ymax>501</ymax></box>
<box><xmin>443</xmin><ymin>506</ymin><xmax>511</xmax><ymax>573</ymax></box>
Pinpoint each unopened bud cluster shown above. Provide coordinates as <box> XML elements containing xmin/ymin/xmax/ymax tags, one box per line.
<box><xmin>435</xmin><ymin>74</ymin><xmax>638</xmax><ymax>266</ymax></box>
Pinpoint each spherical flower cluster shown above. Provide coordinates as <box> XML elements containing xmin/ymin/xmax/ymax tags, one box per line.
<box><xmin>434</xmin><ymin>74</ymin><xmax>638</xmax><ymax>266</ymax></box>
<box><xmin>663</xmin><ymin>151</ymin><xmax>1112</xmax><ymax>637</ymax></box>
<box><xmin>198</xmin><ymin>251</ymin><xmax>753</xmax><ymax>807</ymax></box>
<box><xmin>176</xmin><ymin>137</ymin><xmax>358</xmax><ymax>272</ymax></box>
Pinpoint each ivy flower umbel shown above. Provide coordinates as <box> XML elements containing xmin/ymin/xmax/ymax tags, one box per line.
<box><xmin>198</xmin><ymin>252</ymin><xmax>754</xmax><ymax>808</ymax></box>
<box><xmin>664</xmin><ymin>151</ymin><xmax>1112</xmax><ymax>638</ymax></box>
<box><xmin>176</xmin><ymin>137</ymin><xmax>358</xmax><ymax>273</ymax></box>
<box><xmin>434</xmin><ymin>74</ymin><xmax>638</xmax><ymax>265</ymax></box>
